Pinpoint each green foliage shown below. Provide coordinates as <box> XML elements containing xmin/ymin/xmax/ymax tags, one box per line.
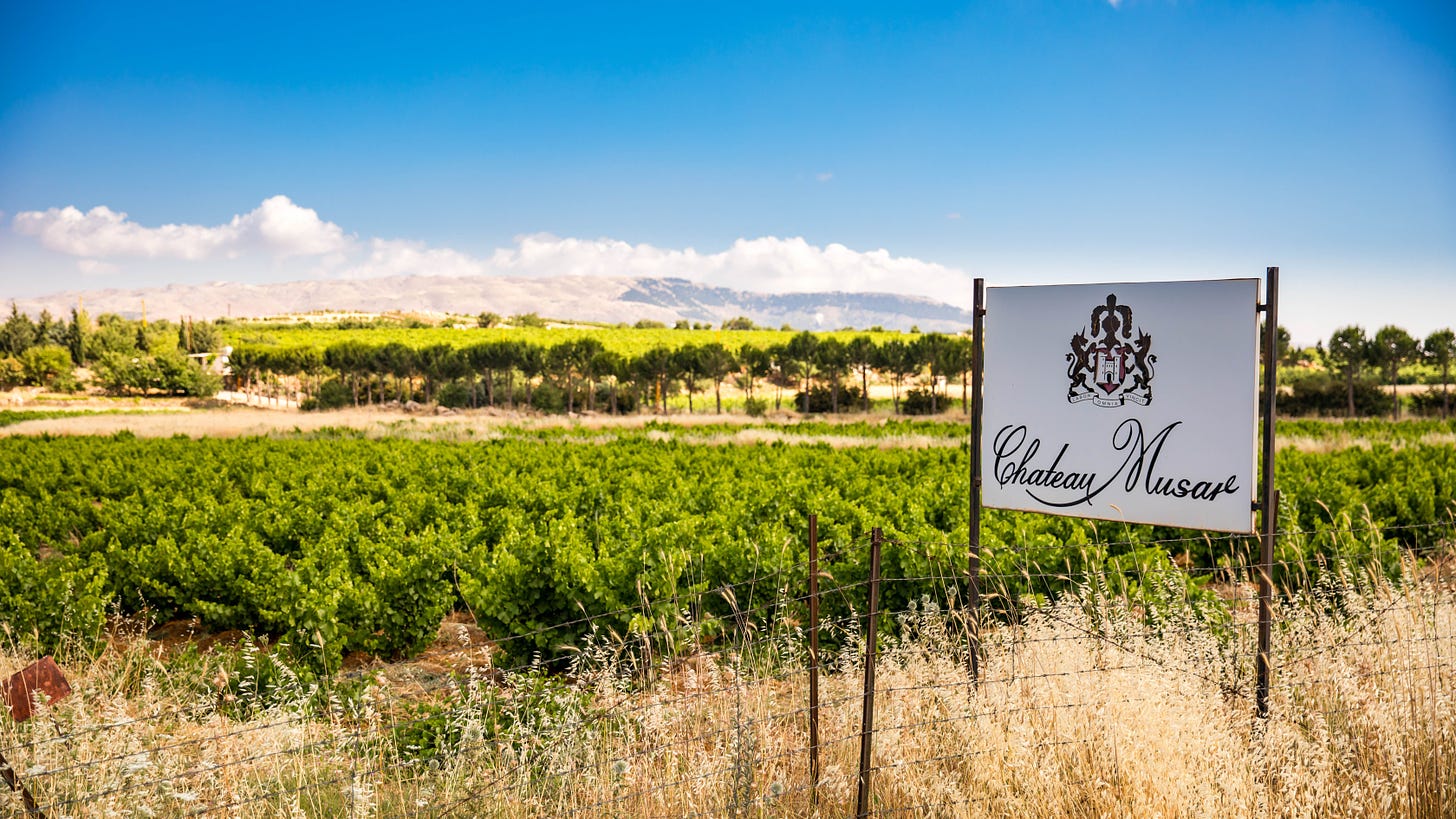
<box><xmin>900</xmin><ymin>387</ymin><xmax>943</xmax><ymax>415</ymax></box>
<box><xmin>793</xmin><ymin>385</ymin><xmax>865</xmax><ymax>413</ymax></box>
<box><xmin>530</xmin><ymin>381</ymin><xmax>566</xmax><ymax>412</ymax></box>
<box><xmin>1411</xmin><ymin>385</ymin><xmax>1454</xmax><ymax>418</ymax></box>
<box><xmin>1278</xmin><ymin>418</ymin><xmax>1456</xmax><ymax>443</ymax></box>
<box><xmin>509</xmin><ymin>312</ymin><xmax>549</xmax><ymax>328</ymax></box>
<box><xmin>20</xmin><ymin>345</ymin><xmax>79</xmax><ymax>390</ymax></box>
<box><xmin>300</xmin><ymin>378</ymin><xmax>352</xmax><ymax>411</ymax></box>
<box><xmin>0</xmin><ymin>356</ymin><xmax>25</xmax><ymax>388</ymax></box>
<box><xmin>1281</xmin><ymin>371</ymin><xmax>1387</xmax><ymax>417</ymax></box>
<box><xmin>179</xmin><ymin>319</ymin><xmax>223</xmax><ymax>354</ymax></box>
<box><xmin>1370</xmin><ymin>325</ymin><xmax>1419</xmax><ymax>418</ymax></box>
<box><xmin>1</xmin><ymin>304</ymin><xmax>36</xmax><ymax>356</ymax></box>
<box><xmin>93</xmin><ymin>349</ymin><xmax>221</xmax><ymax>396</ymax></box>
<box><xmin>220</xmin><ymin>322</ymin><xmax>904</xmax><ymax>364</ymax></box>
<box><xmin>0</xmin><ymin>422</ymin><xmax>1449</xmax><ymax>667</ymax></box>
<box><xmin>0</xmin><ymin>408</ymin><xmax>172</xmax><ymax>428</ymax></box>
<box><xmin>435</xmin><ymin>379</ymin><xmax>474</xmax><ymax>408</ymax></box>
<box><xmin>0</xmin><ymin>532</ymin><xmax>109</xmax><ymax>657</ymax></box>
<box><xmin>1324</xmin><ymin>325</ymin><xmax>1370</xmax><ymax>417</ymax></box>
<box><xmin>1423</xmin><ymin>328</ymin><xmax>1455</xmax><ymax>418</ymax></box>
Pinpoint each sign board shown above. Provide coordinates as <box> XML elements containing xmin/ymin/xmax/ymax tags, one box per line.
<box><xmin>2</xmin><ymin>656</ymin><xmax>71</xmax><ymax>723</ymax></box>
<box><xmin>981</xmin><ymin>279</ymin><xmax>1259</xmax><ymax>533</ymax></box>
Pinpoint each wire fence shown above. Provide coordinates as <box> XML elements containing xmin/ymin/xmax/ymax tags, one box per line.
<box><xmin>1</xmin><ymin>518</ymin><xmax>1452</xmax><ymax>818</ymax></box>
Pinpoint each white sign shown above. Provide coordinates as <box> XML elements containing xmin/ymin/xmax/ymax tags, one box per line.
<box><xmin>982</xmin><ymin>279</ymin><xmax>1259</xmax><ymax>533</ymax></box>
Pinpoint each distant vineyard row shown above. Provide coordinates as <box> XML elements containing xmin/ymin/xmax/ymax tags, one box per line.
<box><xmin>3</xmin><ymin>424</ymin><xmax>1451</xmax><ymax>663</ymax></box>
<box><xmin>224</xmin><ymin>323</ymin><xmax>906</xmax><ymax>358</ymax></box>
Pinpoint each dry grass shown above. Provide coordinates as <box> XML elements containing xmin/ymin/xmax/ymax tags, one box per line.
<box><xmin>1</xmin><ymin>565</ymin><xmax>1451</xmax><ymax>818</ymax></box>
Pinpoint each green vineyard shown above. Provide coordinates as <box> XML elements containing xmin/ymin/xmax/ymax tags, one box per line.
<box><xmin>3</xmin><ymin>420</ymin><xmax>1451</xmax><ymax>667</ymax></box>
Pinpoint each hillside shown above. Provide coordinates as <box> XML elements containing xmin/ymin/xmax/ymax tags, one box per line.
<box><xmin>11</xmin><ymin>275</ymin><xmax>975</xmax><ymax>332</ymax></box>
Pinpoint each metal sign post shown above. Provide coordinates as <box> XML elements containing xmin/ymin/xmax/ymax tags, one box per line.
<box><xmin>1257</xmin><ymin>267</ymin><xmax>1280</xmax><ymax>718</ymax></box>
<box><xmin>807</xmin><ymin>513</ymin><xmax>821</xmax><ymax>807</ymax></box>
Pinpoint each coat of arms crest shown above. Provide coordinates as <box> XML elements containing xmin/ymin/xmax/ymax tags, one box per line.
<box><xmin>1066</xmin><ymin>293</ymin><xmax>1155</xmax><ymax>407</ymax></box>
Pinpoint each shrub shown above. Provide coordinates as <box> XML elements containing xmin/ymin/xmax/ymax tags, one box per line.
<box><xmin>1280</xmin><ymin>371</ymin><xmax>1387</xmax><ymax>417</ymax></box>
<box><xmin>1410</xmin><ymin>386</ymin><xmax>1453</xmax><ymax>418</ymax></box>
<box><xmin>901</xmin><ymin>388</ymin><xmax>944</xmax><ymax>416</ymax></box>
<box><xmin>0</xmin><ymin>356</ymin><xmax>23</xmax><ymax>388</ymax></box>
<box><xmin>300</xmin><ymin>379</ymin><xmax>351</xmax><ymax>411</ymax></box>
<box><xmin>792</xmin><ymin>385</ymin><xmax>865</xmax><ymax>413</ymax></box>
<box><xmin>20</xmin><ymin>344</ymin><xmax>78</xmax><ymax>391</ymax></box>
<box><xmin>591</xmin><ymin>383</ymin><xmax>637</xmax><ymax>413</ymax></box>
<box><xmin>94</xmin><ymin>350</ymin><xmax>220</xmax><ymax>396</ymax></box>
<box><xmin>530</xmin><ymin>382</ymin><xmax>566</xmax><ymax>413</ymax></box>
<box><xmin>436</xmin><ymin>380</ymin><xmax>474</xmax><ymax>409</ymax></box>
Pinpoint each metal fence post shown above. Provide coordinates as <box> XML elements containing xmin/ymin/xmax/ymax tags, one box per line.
<box><xmin>808</xmin><ymin>513</ymin><xmax>821</xmax><ymax>808</ymax></box>
<box><xmin>855</xmin><ymin>527</ymin><xmax>883</xmax><ymax>818</ymax></box>
<box><xmin>0</xmin><ymin>749</ymin><xmax>45</xmax><ymax>817</ymax></box>
<box><xmin>969</xmin><ymin>277</ymin><xmax>985</xmax><ymax>687</ymax></box>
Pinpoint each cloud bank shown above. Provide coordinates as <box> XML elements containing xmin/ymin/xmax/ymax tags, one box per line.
<box><xmin>12</xmin><ymin>196</ymin><xmax>350</xmax><ymax>261</ymax></box>
<box><xmin>10</xmin><ymin>196</ymin><xmax>971</xmax><ymax>306</ymax></box>
<box><xmin>348</xmin><ymin>234</ymin><xmax>970</xmax><ymax>305</ymax></box>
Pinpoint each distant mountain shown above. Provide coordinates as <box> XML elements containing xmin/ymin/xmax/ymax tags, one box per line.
<box><xmin>10</xmin><ymin>275</ymin><xmax>974</xmax><ymax>332</ymax></box>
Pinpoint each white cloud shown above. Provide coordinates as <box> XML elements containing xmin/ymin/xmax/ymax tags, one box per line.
<box><xmin>343</xmin><ymin>232</ymin><xmax>972</xmax><ymax>307</ymax></box>
<box><xmin>345</xmin><ymin>238</ymin><xmax>489</xmax><ymax>279</ymax></box>
<box><xmin>13</xmin><ymin>195</ymin><xmax>973</xmax><ymax>308</ymax></box>
<box><xmin>241</xmin><ymin>196</ymin><xmax>349</xmax><ymax>257</ymax></box>
<box><xmin>946</xmin><ymin>212</ymin><xmax>962</xmax><ymax>220</ymax></box>
<box><xmin>76</xmin><ymin>259</ymin><xmax>119</xmax><ymax>275</ymax></box>
<box><xmin>12</xmin><ymin>196</ymin><xmax>350</xmax><ymax>261</ymax></box>
<box><xmin>816</xmin><ymin>172</ymin><xmax>834</xmax><ymax>183</ymax></box>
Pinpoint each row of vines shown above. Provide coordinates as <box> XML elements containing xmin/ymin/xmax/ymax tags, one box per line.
<box><xmin>2</xmin><ymin>422</ymin><xmax>1452</xmax><ymax>667</ymax></box>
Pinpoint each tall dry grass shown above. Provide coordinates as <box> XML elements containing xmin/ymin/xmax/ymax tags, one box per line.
<box><xmin>1</xmin><ymin>561</ymin><xmax>1450</xmax><ymax>818</ymax></box>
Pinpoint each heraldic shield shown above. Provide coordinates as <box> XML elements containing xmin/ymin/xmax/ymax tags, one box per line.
<box><xmin>1066</xmin><ymin>293</ymin><xmax>1156</xmax><ymax>408</ymax></box>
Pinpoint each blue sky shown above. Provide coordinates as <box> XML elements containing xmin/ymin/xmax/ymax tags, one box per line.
<box><xmin>1</xmin><ymin>1</ymin><xmax>1452</xmax><ymax>344</ymax></box>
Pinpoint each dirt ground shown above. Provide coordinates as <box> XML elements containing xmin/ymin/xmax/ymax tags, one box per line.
<box><xmin>1</xmin><ymin>396</ymin><xmax>949</xmax><ymax>440</ymax></box>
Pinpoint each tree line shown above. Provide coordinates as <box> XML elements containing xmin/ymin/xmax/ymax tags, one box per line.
<box><xmin>1296</xmin><ymin>324</ymin><xmax>1455</xmax><ymax>419</ymax></box>
<box><xmin>1</xmin><ymin>305</ymin><xmax>222</xmax><ymax>396</ymax></box>
<box><xmin>5</xmin><ymin>303</ymin><xmax>1452</xmax><ymax>419</ymax></box>
<box><xmin>231</xmin><ymin>323</ymin><xmax>1456</xmax><ymax>419</ymax></box>
<box><xmin>230</xmin><ymin>331</ymin><xmax>978</xmax><ymax>415</ymax></box>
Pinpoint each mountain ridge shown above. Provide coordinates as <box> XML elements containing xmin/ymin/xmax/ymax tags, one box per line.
<box><xmin>10</xmin><ymin>274</ymin><xmax>974</xmax><ymax>332</ymax></box>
